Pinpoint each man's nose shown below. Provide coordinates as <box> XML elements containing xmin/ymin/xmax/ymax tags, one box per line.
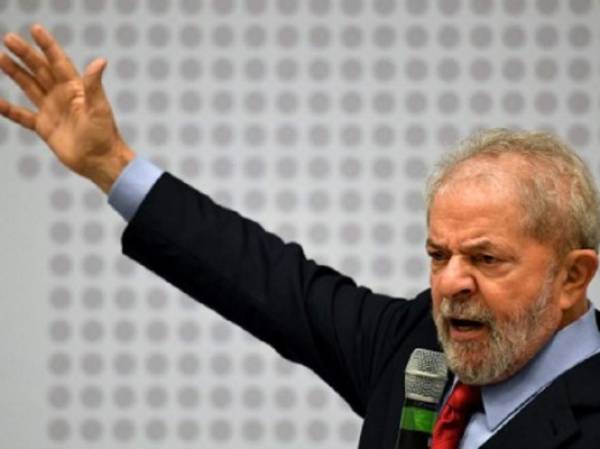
<box><xmin>436</xmin><ymin>256</ymin><xmax>476</xmax><ymax>299</ymax></box>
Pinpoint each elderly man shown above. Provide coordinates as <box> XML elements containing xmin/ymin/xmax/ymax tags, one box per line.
<box><xmin>2</xmin><ymin>25</ymin><xmax>600</xmax><ymax>449</ymax></box>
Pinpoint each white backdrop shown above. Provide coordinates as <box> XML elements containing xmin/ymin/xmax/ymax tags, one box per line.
<box><xmin>1</xmin><ymin>0</ymin><xmax>599</xmax><ymax>448</ymax></box>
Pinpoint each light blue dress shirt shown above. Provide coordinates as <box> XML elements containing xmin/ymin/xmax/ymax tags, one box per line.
<box><xmin>108</xmin><ymin>156</ymin><xmax>600</xmax><ymax>449</ymax></box>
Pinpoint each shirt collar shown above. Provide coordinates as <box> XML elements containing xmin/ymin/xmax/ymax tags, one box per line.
<box><xmin>480</xmin><ymin>304</ymin><xmax>600</xmax><ymax>430</ymax></box>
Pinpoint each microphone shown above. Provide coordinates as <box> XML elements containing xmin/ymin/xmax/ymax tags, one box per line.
<box><xmin>395</xmin><ymin>348</ymin><xmax>448</xmax><ymax>449</ymax></box>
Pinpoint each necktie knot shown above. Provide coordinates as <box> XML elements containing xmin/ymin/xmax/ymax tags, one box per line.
<box><xmin>430</xmin><ymin>382</ymin><xmax>482</xmax><ymax>449</ymax></box>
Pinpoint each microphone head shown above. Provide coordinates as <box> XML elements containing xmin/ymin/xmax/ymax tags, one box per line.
<box><xmin>404</xmin><ymin>348</ymin><xmax>448</xmax><ymax>403</ymax></box>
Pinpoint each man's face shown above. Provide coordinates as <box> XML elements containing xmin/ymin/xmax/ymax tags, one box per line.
<box><xmin>427</xmin><ymin>172</ymin><xmax>563</xmax><ymax>385</ymax></box>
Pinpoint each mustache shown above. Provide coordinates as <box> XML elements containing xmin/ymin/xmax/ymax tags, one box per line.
<box><xmin>439</xmin><ymin>297</ymin><xmax>495</xmax><ymax>325</ymax></box>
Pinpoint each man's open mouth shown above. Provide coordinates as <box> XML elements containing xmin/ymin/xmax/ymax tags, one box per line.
<box><xmin>448</xmin><ymin>318</ymin><xmax>486</xmax><ymax>331</ymax></box>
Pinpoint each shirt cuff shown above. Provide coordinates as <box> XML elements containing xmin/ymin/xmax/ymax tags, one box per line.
<box><xmin>107</xmin><ymin>157</ymin><xmax>164</xmax><ymax>222</ymax></box>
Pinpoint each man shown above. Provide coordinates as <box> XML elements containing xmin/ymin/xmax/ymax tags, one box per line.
<box><xmin>2</xmin><ymin>25</ymin><xmax>600</xmax><ymax>448</ymax></box>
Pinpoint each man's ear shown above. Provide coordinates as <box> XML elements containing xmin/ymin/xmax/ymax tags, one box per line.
<box><xmin>558</xmin><ymin>249</ymin><xmax>599</xmax><ymax>310</ymax></box>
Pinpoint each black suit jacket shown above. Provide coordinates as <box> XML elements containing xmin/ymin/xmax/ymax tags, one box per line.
<box><xmin>121</xmin><ymin>172</ymin><xmax>600</xmax><ymax>448</ymax></box>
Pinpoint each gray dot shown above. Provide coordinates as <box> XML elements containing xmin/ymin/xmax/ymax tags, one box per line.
<box><xmin>180</xmin><ymin>0</ymin><xmax>202</xmax><ymax>13</ymax></box>
<box><xmin>568</xmin><ymin>91</ymin><xmax>590</xmax><ymax>114</ymax></box>
<box><xmin>502</xmin><ymin>25</ymin><xmax>526</xmax><ymax>48</ymax></box>
<box><xmin>213</xmin><ymin>25</ymin><xmax>234</xmax><ymax>47</ymax></box>
<box><xmin>83</xmin><ymin>23</ymin><xmax>105</xmax><ymax>47</ymax></box>
<box><xmin>373</xmin><ymin>125</ymin><xmax>395</xmax><ymax>147</ymax></box>
<box><xmin>274</xmin><ymin>419</ymin><xmax>297</xmax><ymax>441</ymax></box>
<box><xmin>307</xmin><ymin>420</ymin><xmax>329</xmax><ymax>441</ymax></box>
<box><xmin>309</xmin><ymin>125</ymin><xmax>330</xmax><ymax>147</ymax></box>
<box><xmin>437</xmin><ymin>25</ymin><xmax>460</xmax><ymax>48</ymax></box>
<box><xmin>212</xmin><ymin>58</ymin><xmax>234</xmax><ymax>80</ymax></box>
<box><xmin>212</xmin><ymin>0</ymin><xmax>234</xmax><ymax>15</ymax></box>
<box><xmin>470</xmin><ymin>91</ymin><xmax>493</xmax><ymax>114</ymax></box>
<box><xmin>210</xmin><ymin>321</ymin><xmax>232</xmax><ymax>343</ymax></box>
<box><xmin>404</xmin><ymin>157</ymin><xmax>428</xmax><ymax>179</ymax></box>
<box><xmin>374</xmin><ymin>59</ymin><xmax>396</xmax><ymax>81</ymax></box>
<box><xmin>115</xmin><ymin>23</ymin><xmax>138</xmax><ymax>47</ymax></box>
<box><xmin>470</xmin><ymin>25</ymin><xmax>493</xmax><ymax>48</ymax></box>
<box><xmin>179</xmin><ymin>353</ymin><xmax>200</xmax><ymax>375</ymax></box>
<box><xmin>0</xmin><ymin>123</ymin><xmax>8</xmax><ymax>146</ymax></box>
<box><xmin>536</xmin><ymin>0</ymin><xmax>558</xmax><ymax>14</ymax></box>
<box><xmin>436</xmin><ymin>58</ymin><xmax>458</xmax><ymax>82</ymax></box>
<box><xmin>17</xmin><ymin>154</ymin><xmax>41</xmax><ymax>179</ymax></box>
<box><xmin>309</xmin><ymin>25</ymin><xmax>331</xmax><ymax>47</ymax></box>
<box><xmin>470</xmin><ymin>58</ymin><xmax>492</xmax><ymax>81</ymax></box>
<box><xmin>80</xmin><ymin>385</ymin><xmax>103</xmax><ymax>408</ymax></box>
<box><xmin>275</xmin><ymin>386</ymin><xmax>297</xmax><ymax>409</ymax></box>
<box><xmin>244</xmin><ymin>157</ymin><xmax>266</xmax><ymax>179</ymax></box>
<box><xmin>115</xmin><ymin>286</ymin><xmax>136</xmax><ymax>309</ymax></box>
<box><xmin>50</xmin><ymin>286</ymin><xmax>71</xmax><ymax>309</ymax></box>
<box><xmin>307</xmin><ymin>386</ymin><xmax>328</xmax><ymax>408</ymax></box>
<box><xmin>147</xmin><ymin>90</ymin><xmax>169</xmax><ymax>113</ymax></box>
<box><xmin>49</xmin><ymin>254</ymin><xmax>72</xmax><ymax>276</ymax></box>
<box><xmin>405</xmin><ymin>25</ymin><xmax>428</xmax><ymax>50</ymax></box>
<box><xmin>145</xmin><ymin>419</ymin><xmax>167</xmax><ymax>441</ymax></box>
<box><xmin>535</xmin><ymin>58</ymin><xmax>558</xmax><ymax>81</ymax></box>
<box><xmin>340</xmin><ymin>157</ymin><xmax>361</xmax><ymax>179</ymax></box>
<box><xmin>247</xmin><ymin>0</ymin><xmax>267</xmax><ymax>13</ymax></box>
<box><xmin>114</xmin><ymin>320</ymin><xmax>136</xmax><ymax>343</ymax></box>
<box><xmin>373</xmin><ymin>157</ymin><xmax>395</xmax><ymax>178</ymax></box>
<box><xmin>406</xmin><ymin>125</ymin><xmax>427</xmax><ymax>146</ymax></box>
<box><xmin>341</xmin><ymin>59</ymin><xmax>363</xmax><ymax>81</ymax></box>
<box><xmin>49</xmin><ymin>221</ymin><xmax>72</xmax><ymax>245</ymax></box>
<box><xmin>178</xmin><ymin>320</ymin><xmax>200</xmax><ymax>342</ymax></box>
<box><xmin>502</xmin><ymin>91</ymin><xmax>525</xmax><ymax>114</ymax></box>
<box><xmin>277</xmin><ymin>59</ymin><xmax>299</xmax><ymax>81</ymax></box>
<box><xmin>374</xmin><ymin>0</ymin><xmax>395</xmax><ymax>14</ymax></box>
<box><xmin>84</xmin><ymin>0</ymin><xmax>106</xmax><ymax>12</ymax></box>
<box><xmin>341</xmin><ymin>25</ymin><xmax>363</xmax><ymax>48</ymax></box>
<box><xmin>504</xmin><ymin>0</ymin><xmax>526</xmax><ymax>14</ymax></box>
<box><xmin>244</xmin><ymin>190</ymin><xmax>266</xmax><ymax>211</ymax></box>
<box><xmin>404</xmin><ymin>223</ymin><xmax>425</xmax><ymax>245</ymax></box>
<box><xmin>180</xmin><ymin>90</ymin><xmax>202</xmax><ymax>112</ymax></box>
<box><xmin>81</xmin><ymin>352</ymin><xmax>104</xmax><ymax>375</ymax></box>
<box><xmin>51</xmin><ymin>0</ymin><xmax>72</xmax><ymax>13</ymax></box>
<box><xmin>502</xmin><ymin>58</ymin><xmax>525</xmax><ymax>81</ymax></box>
<box><xmin>372</xmin><ymin>222</ymin><xmax>394</xmax><ymax>245</ymax></box>
<box><xmin>309</xmin><ymin>59</ymin><xmax>331</xmax><ymax>80</ymax></box>
<box><xmin>437</xmin><ymin>124</ymin><xmax>460</xmax><ymax>147</ymax></box>
<box><xmin>471</xmin><ymin>0</ymin><xmax>494</xmax><ymax>14</ymax></box>
<box><xmin>212</xmin><ymin>189</ymin><xmax>233</xmax><ymax>208</ymax></box>
<box><xmin>276</xmin><ymin>157</ymin><xmax>298</xmax><ymax>178</ymax></box>
<box><xmin>146</xmin><ymin>287</ymin><xmax>167</xmax><ymax>309</ymax></box>
<box><xmin>146</xmin><ymin>385</ymin><xmax>168</xmax><ymax>407</ymax></box>
<box><xmin>48</xmin><ymin>352</ymin><xmax>71</xmax><ymax>375</ymax></box>
<box><xmin>372</xmin><ymin>93</ymin><xmax>395</xmax><ymax>116</ymax></box>
<box><xmin>178</xmin><ymin>385</ymin><xmax>200</xmax><ymax>408</ymax></box>
<box><xmin>145</xmin><ymin>353</ymin><xmax>168</xmax><ymax>375</ymax></box>
<box><xmin>340</xmin><ymin>255</ymin><xmax>362</xmax><ymax>276</ymax></box>
<box><xmin>342</xmin><ymin>0</ymin><xmax>362</xmax><ymax>15</ymax></box>
<box><xmin>245</xmin><ymin>58</ymin><xmax>266</xmax><ymax>80</ymax></box>
<box><xmin>180</xmin><ymin>24</ymin><xmax>202</xmax><ymax>47</ymax></box>
<box><xmin>147</xmin><ymin>320</ymin><xmax>168</xmax><ymax>342</ymax></box>
<box><xmin>148</xmin><ymin>0</ymin><xmax>169</xmax><ymax>13</ymax></box>
<box><xmin>308</xmin><ymin>222</ymin><xmax>330</xmax><ymax>244</ymax></box>
<box><xmin>210</xmin><ymin>419</ymin><xmax>232</xmax><ymax>441</ymax></box>
<box><xmin>568</xmin><ymin>58</ymin><xmax>591</xmax><ymax>82</ymax></box>
<box><xmin>212</xmin><ymin>156</ymin><xmax>233</xmax><ymax>178</ymax></box>
<box><xmin>180</xmin><ymin>58</ymin><xmax>202</xmax><ymax>81</ymax></box>
<box><xmin>116</xmin><ymin>57</ymin><xmax>138</xmax><ymax>80</ymax></box>
<box><xmin>243</xmin><ymin>353</ymin><xmax>265</xmax><ymax>375</ymax></box>
<box><xmin>569</xmin><ymin>25</ymin><xmax>591</xmax><ymax>48</ymax></box>
<box><xmin>116</xmin><ymin>90</ymin><xmax>138</xmax><ymax>113</ymax></box>
<box><xmin>339</xmin><ymin>222</ymin><xmax>362</xmax><ymax>244</ymax></box>
<box><xmin>81</xmin><ymin>319</ymin><xmax>104</xmax><ymax>342</ymax></box>
<box><xmin>534</xmin><ymin>91</ymin><xmax>557</xmax><ymax>115</ymax></box>
<box><xmin>340</xmin><ymin>191</ymin><xmax>362</xmax><ymax>213</ymax></box>
<box><xmin>50</xmin><ymin>188</ymin><xmax>73</xmax><ymax>211</ymax></box>
<box><xmin>567</xmin><ymin>124</ymin><xmax>590</xmax><ymax>147</ymax></box>
<box><xmin>373</xmin><ymin>25</ymin><xmax>396</xmax><ymax>49</ymax></box>
<box><xmin>116</xmin><ymin>0</ymin><xmax>139</xmax><ymax>15</ymax></box>
<box><xmin>242</xmin><ymin>125</ymin><xmax>264</xmax><ymax>146</ymax></box>
<box><xmin>372</xmin><ymin>256</ymin><xmax>393</xmax><ymax>277</ymax></box>
<box><xmin>113</xmin><ymin>419</ymin><xmax>135</xmax><ymax>441</ymax></box>
<box><xmin>82</xmin><ymin>254</ymin><xmax>104</xmax><ymax>276</ymax></box>
<box><xmin>405</xmin><ymin>190</ymin><xmax>425</xmax><ymax>211</ymax></box>
<box><xmin>50</xmin><ymin>23</ymin><xmax>73</xmax><ymax>47</ymax></box>
<box><xmin>309</xmin><ymin>0</ymin><xmax>330</xmax><ymax>14</ymax></box>
<box><xmin>308</xmin><ymin>157</ymin><xmax>331</xmax><ymax>179</ymax></box>
<box><xmin>278</xmin><ymin>25</ymin><xmax>299</xmax><ymax>48</ymax></box>
<box><xmin>211</xmin><ymin>353</ymin><xmax>232</xmax><ymax>375</ymax></box>
<box><xmin>242</xmin><ymin>419</ymin><xmax>264</xmax><ymax>441</ymax></box>
<box><xmin>211</xmin><ymin>386</ymin><xmax>232</xmax><ymax>408</ymax></box>
<box><xmin>242</xmin><ymin>386</ymin><xmax>264</xmax><ymax>408</ymax></box>
<box><xmin>307</xmin><ymin>92</ymin><xmax>329</xmax><ymax>114</ymax></box>
<box><xmin>115</xmin><ymin>256</ymin><xmax>136</xmax><ymax>277</ymax></box>
<box><xmin>48</xmin><ymin>418</ymin><xmax>70</xmax><ymax>441</ymax></box>
<box><xmin>213</xmin><ymin>124</ymin><xmax>234</xmax><ymax>146</ymax></box>
<box><xmin>405</xmin><ymin>91</ymin><xmax>427</xmax><ymax>114</ymax></box>
<box><xmin>405</xmin><ymin>255</ymin><xmax>426</xmax><ymax>277</ymax></box>
<box><xmin>179</xmin><ymin>124</ymin><xmax>201</xmax><ymax>147</ymax></box>
<box><xmin>178</xmin><ymin>420</ymin><xmax>200</xmax><ymax>441</ymax></box>
<box><xmin>120</xmin><ymin>122</ymin><xmax>139</xmax><ymax>144</ymax></box>
<box><xmin>308</xmin><ymin>190</ymin><xmax>331</xmax><ymax>212</ymax></box>
<box><xmin>535</xmin><ymin>25</ymin><xmax>558</xmax><ymax>49</ymax></box>
<box><xmin>406</xmin><ymin>0</ymin><xmax>428</xmax><ymax>14</ymax></box>
<box><xmin>244</xmin><ymin>25</ymin><xmax>266</xmax><ymax>47</ymax></box>
<box><xmin>48</xmin><ymin>385</ymin><xmax>70</xmax><ymax>409</ymax></box>
<box><xmin>372</xmin><ymin>190</ymin><xmax>394</xmax><ymax>212</ymax></box>
<box><xmin>437</xmin><ymin>91</ymin><xmax>459</xmax><ymax>114</ymax></box>
<box><xmin>275</xmin><ymin>223</ymin><xmax>297</xmax><ymax>242</ymax></box>
<box><xmin>245</xmin><ymin>91</ymin><xmax>266</xmax><ymax>113</ymax></box>
<box><xmin>570</xmin><ymin>0</ymin><xmax>592</xmax><ymax>13</ymax></box>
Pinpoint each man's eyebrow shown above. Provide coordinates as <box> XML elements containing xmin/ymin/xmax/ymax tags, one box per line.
<box><xmin>425</xmin><ymin>238</ymin><xmax>499</xmax><ymax>251</ymax></box>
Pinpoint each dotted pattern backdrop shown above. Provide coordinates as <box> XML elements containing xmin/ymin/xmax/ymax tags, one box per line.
<box><xmin>1</xmin><ymin>0</ymin><xmax>600</xmax><ymax>448</ymax></box>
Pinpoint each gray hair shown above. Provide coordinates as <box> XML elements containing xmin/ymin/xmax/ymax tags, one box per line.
<box><xmin>425</xmin><ymin>128</ymin><xmax>600</xmax><ymax>254</ymax></box>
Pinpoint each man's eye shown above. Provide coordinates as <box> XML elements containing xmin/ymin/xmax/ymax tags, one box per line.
<box><xmin>474</xmin><ymin>254</ymin><xmax>497</xmax><ymax>265</ymax></box>
<box><xmin>427</xmin><ymin>251</ymin><xmax>446</xmax><ymax>262</ymax></box>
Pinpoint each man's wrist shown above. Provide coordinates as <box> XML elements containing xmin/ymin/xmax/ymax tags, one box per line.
<box><xmin>92</xmin><ymin>142</ymin><xmax>137</xmax><ymax>194</ymax></box>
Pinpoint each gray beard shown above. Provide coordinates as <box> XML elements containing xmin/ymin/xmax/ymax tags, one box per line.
<box><xmin>433</xmin><ymin>275</ymin><xmax>556</xmax><ymax>385</ymax></box>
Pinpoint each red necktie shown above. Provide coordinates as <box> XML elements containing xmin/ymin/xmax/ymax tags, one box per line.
<box><xmin>430</xmin><ymin>382</ymin><xmax>482</xmax><ymax>449</ymax></box>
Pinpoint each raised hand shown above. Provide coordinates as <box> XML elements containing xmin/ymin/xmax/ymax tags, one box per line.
<box><xmin>0</xmin><ymin>24</ymin><xmax>135</xmax><ymax>193</ymax></box>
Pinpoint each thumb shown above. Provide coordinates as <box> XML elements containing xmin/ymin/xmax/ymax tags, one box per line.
<box><xmin>83</xmin><ymin>58</ymin><xmax>108</xmax><ymax>107</ymax></box>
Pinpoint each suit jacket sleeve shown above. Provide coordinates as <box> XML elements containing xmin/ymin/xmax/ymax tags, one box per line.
<box><xmin>121</xmin><ymin>172</ymin><xmax>431</xmax><ymax>416</ymax></box>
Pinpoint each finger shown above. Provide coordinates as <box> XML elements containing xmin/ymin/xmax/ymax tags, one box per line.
<box><xmin>83</xmin><ymin>58</ymin><xmax>108</xmax><ymax>108</ymax></box>
<box><xmin>30</xmin><ymin>24</ymin><xmax>79</xmax><ymax>82</ymax></box>
<box><xmin>0</xmin><ymin>98</ymin><xmax>36</xmax><ymax>130</ymax></box>
<box><xmin>0</xmin><ymin>52</ymin><xmax>45</xmax><ymax>106</ymax></box>
<box><xmin>3</xmin><ymin>32</ymin><xmax>54</xmax><ymax>91</ymax></box>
